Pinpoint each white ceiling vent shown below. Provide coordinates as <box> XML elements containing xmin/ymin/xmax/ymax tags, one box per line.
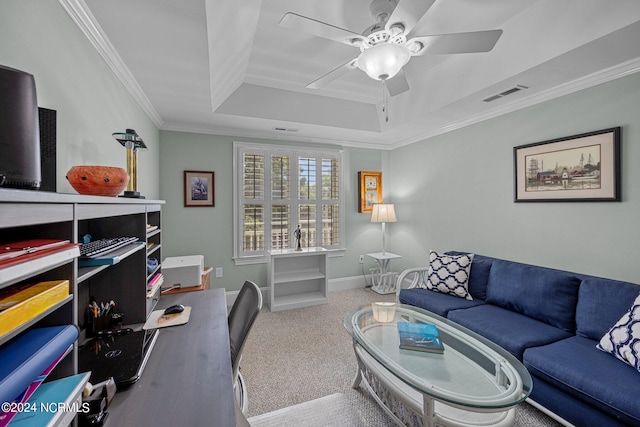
<box><xmin>273</xmin><ymin>127</ymin><xmax>299</xmax><ymax>132</ymax></box>
<box><xmin>483</xmin><ymin>85</ymin><xmax>529</xmax><ymax>103</ymax></box>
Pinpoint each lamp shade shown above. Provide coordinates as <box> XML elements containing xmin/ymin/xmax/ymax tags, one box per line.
<box><xmin>372</xmin><ymin>302</ymin><xmax>396</xmax><ymax>323</ymax></box>
<box><xmin>112</xmin><ymin>129</ymin><xmax>147</xmax><ymax>150</ymax></box>
<box><xmin>357</xmin><ymin>43</ymin><xmax>410</xmax><ymax>81</ymax></box>
<box><xmin>371</xmin><ymin>204</ymin><xmax>397</xmax><ymax>223</ymax></box>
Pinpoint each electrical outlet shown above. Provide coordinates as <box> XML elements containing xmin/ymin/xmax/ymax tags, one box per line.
<box><xmin>359</xmin><ymin>255</ymin><xmax>365</xmax><ymax>264</ymax></box>
<box><xmin>215</xmin><ymin>267</ymin><xmax>223</xmax><ymax>278</ymax></box>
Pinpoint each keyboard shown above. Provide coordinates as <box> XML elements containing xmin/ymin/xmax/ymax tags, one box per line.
<box><xmin>80</xmin><ymin>237</ymin><xmax>138</xmax><ymax>258</ymax></box>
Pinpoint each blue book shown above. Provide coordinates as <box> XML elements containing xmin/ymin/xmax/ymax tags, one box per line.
<box><xmin>10</xmin><ymin>373</ymin><xmax>90</xmax><ymax>426</ymax></box>
<box><xmin>0</xmin><ymin>346</ymin><xmax>72</xmax><ymax>426</ymax></box>
<box><xmin>398</xmin><ymin>321</ymin><xmax>444</xmax><ymax>354</ymax></box>
<box><xmin>78</xmin><ymin>242</ymin><xmax>145</xmax><ymax>267</ymax></box>
<box><xmin>0</xmin><ymin>325</ymin><xmax>78</xmax><ymax>405</ymax></box>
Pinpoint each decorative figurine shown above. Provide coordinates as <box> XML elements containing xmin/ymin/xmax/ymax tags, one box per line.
<box><xmin>294</xmin><ymin>225</ymin><xmax>302</xmax><ymax>251</ymax></box>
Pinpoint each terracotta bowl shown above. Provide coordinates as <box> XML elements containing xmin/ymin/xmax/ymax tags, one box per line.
<box><xmin>66</xmin><ymin>165</ymin><xmax>129</xmax><ymax>197</ymax></box>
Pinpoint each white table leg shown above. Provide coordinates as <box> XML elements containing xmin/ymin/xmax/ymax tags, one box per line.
<box><xmin>423</xmin><ymin>394</ymin><xmax>436</xmax><ymax>427</ymax></box>
<box><xmin>352</xmin><ymin>343</ymin><xmax>516</xmax><ymax>427</ymax></box>
<box><xmin>352</xmin><ymin>342</ymin><xmax>363</xmax><ymax>389</ymax></box>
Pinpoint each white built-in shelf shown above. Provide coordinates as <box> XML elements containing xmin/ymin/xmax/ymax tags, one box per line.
<box><xmin>268</xmin><ymin>248</ymin><xmax>328</xmax><ymax>312</ymax></box>
<box><xmin>146</xmin><ymin>229</ymin><xmax>161</xmax><ymax>238</ymax></box>
<box><xmin>0</xmin><ymin>189</ymin><xmax>164</xmax><ymax>425</ymax></box>
<box><xmin>146</xmin><ymin>242</ymin><xmax>161</xmax><ymax>257</ymax></box>
<box><xmin>269</xmin><ymin>291</ymin><xmax>327</xmax><ymax>311</ymax></box>
<box><xmin>273</xmin><ymin>269</ymin><xmax>326</xmax><ymax>284</ymax></box>
<box><xmin>0</xmin><ymin>247</ymin><xmax>80</xmax><ymax>288</ymax></box>
<box><xmin>77</xmin><ymin>242</ymin><xmax>147</xmax><ymax>283</ymax></box>
<box><xmin>0</xmin><ymin>295</ymin><xmax>73</xmax><ymax>346</ymax></box>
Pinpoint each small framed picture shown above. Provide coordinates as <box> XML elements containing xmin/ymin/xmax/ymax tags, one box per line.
<box><xmin>514</xmin><ymin>127</ymin><xmax>620</xmax><ymax>202</ymax></box>
<box><xmin>358</xmin><ymin>171</ymin><xmax>382</xmax><ymax>213</ymax></box>
<box><xmin>184</xmin><ymin>170</ymin><xmax>214</xmax><ymax>207</ymax></box>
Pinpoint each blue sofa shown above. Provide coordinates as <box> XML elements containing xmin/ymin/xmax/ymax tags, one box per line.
<box><xmin>397</xmin><ymin>252</ymin><xmax>640</xmax><ymax>427</ymax></box>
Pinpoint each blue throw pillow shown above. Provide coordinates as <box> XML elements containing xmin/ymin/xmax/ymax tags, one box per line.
<box><xmin>485</xmin><ymin>260</ymin><xmax>581</xmax><ymax>332</ymax></box>
<box><xmin>423</xmin><ymin>251</ymin><xmax>474</xmax><ymax>300</ymax></box>
<box><xmin>597</xmin><ymin>292</ymin><xmax>640</xmax><ymax>373</ymax></box>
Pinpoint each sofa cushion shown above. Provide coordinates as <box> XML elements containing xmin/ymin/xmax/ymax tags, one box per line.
<box><xmin>528</xmin><ymin>376</ymin><xmax>632</xmax><ymax>427</ymax></box>
<box><xmin>445</xmin><ymin>252</ymin><xmax>493</xmax><ymax>300</ymax></box>
<box><xmin>485</xmin><ymin>259</ymin><xmax>580</xmax><ymax>332</ymax></box>
<box><xmin>576</xmin><ymin>277</ymin><xmax>640</xmax><ymax>340</ymax></box>
<box><xmin>423</xmin><ymin>251</ymin><xmax>474</xmax><ymax>300</ymax></box>
<box><xmin>447</xmin><ymin>304</ymin><xmax>572</xmax><ymax>360</ymax></box>
<box><xmin>524</xmin><ymin>336</ymin><xmax>640</xmax><ymax>424</ymax></box>
<box><xmin>399</xmin><ymin>288</ymin><xmax>485</xmax><ymax>317</ymax></box>
<box><xmin>597</xmin><ymin>292</ymin><xmax>640</xmax><ymax>372</ymax></box>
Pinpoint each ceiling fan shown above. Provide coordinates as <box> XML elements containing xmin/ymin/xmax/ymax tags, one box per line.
<box><xmin>279</xmin><ymin>0</ymin><xmax>503</xmax><ymax>98</ymax></box>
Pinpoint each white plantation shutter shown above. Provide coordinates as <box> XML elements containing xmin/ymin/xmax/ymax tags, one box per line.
<box><xmin>234</xmin><ymin>142</ymin><xmax>344</xmax><ymax>262</ymax></box>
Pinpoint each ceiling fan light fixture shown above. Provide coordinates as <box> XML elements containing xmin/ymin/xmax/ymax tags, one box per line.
<box><xmin>388</xmin><ymin>24</ymin><xmax>405</xmax><ymax>39</ymax></box>
<box><xmin>357</xmin><ymin>43</ymin><xmax>410</xmax><ymax>81</ymax></box>
<box><xmin>406</xmin><ymin>40</ymin><xmax>424</xmax><ymax>54</ymax></box>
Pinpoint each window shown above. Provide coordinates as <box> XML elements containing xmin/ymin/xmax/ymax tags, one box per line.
<box><xmin>234</xmin><ymin>142</ymin><xmax>344</xmax><ymax>263</ymax></box>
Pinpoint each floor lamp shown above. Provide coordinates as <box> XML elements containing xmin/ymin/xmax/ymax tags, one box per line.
<box><xmin>371</xmin><ymin>204</ymin><xmax>397</xmax><ymax>255</ymax></box>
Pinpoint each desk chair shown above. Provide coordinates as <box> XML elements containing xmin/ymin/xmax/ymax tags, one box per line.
<box><xmin>228</xmin><ymin>280</ymin><xmax>262</xmax><ymax>416</ymax></box>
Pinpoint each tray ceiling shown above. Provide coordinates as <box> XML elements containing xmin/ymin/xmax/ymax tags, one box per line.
<box><xmin>72</xmin><ymin>0</ymin><xmax>640</xmax><ymax>149</ymax></box>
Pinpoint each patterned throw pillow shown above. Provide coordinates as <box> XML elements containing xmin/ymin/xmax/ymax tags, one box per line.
<box><xmin>422</xmin><ymin>251</ymin><xmax>474</xmax><ymax>300</ymax></box>
<box><xmin>597</xmin><ymin>292</ymin><xmax>640</xmax><ymax>373</ymax></box>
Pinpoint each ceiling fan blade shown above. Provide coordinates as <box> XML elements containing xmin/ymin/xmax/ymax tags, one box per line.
<box><xmin>408</xmin><ymin>29</ymin><xmax>503</xmax><ymax>56</ymax></box>
<box><xmin>385</xmin><ymin>70</ymin><xmax>410</xmax><ymax>96</ymax></box>
<box><xmin>306</xmin><ymin>59</ymin><xmax>358</xmax><ymax>89</ymax></box>
<box><xmin>279</xmin><ymin>12</ymin><xmax>366</xmax><ymax>47</ymax></box>
<box><xmin>385</xmin><ymin>0</ymin><xmax>436</xmax><ymax>35</ymax></box>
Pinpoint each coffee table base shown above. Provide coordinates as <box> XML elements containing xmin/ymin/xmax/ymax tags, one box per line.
<box><xmin>352</xmin><ymin>344</ymin><xmax>515</xmax><ymax>427</ymax></box>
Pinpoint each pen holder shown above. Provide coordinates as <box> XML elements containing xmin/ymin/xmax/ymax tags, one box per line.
<box><xmin>90</xmin><ymin>313</ymin><xmax>124</xmax><ymax>336</ymax></box>
<box><xmin>93</xmin><ymin>316</ymin><xmax>111</xmax><ymax>333</ymax></box>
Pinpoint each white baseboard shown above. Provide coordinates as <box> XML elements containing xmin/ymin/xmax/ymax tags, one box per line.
<box><xmin>328</xmin><ymin>275</ymin><xmax>368</xmax><ymax>292</ymax></box>
<box><xmin>225</xmin><ymin>275</ymin><xmax>369</xmax><ymax>308</ymax></box>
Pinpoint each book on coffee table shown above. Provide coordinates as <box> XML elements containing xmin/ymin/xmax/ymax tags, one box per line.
<box><xmin>398</xmin><ymin>321</ymin><xmax>444</xmax><ymax>354</ymax></box>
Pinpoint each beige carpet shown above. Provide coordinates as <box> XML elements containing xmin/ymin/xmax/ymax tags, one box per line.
<box><xmin>241</xmin><ymin>287</ymin><xmax>563</xmax><ymax>426</ymax></box>
<box><xmin>248</xmin><ymin>393</ymin><xmax>366</xmax><ymax>427</ymax></box>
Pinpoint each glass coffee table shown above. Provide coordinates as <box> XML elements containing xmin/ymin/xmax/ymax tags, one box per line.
<box><xmin>344</xmin><ymin>303</ymin><xmax>532</xmax><ymax>427</ymax></box>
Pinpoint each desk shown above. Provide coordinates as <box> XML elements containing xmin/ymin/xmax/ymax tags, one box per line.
<box><xmin>106</xmin><ymin>288</ymin><xmax>235</xmax><ymax>427</ymax></box>
<box><xmin>367</xmin><ymin>252</ymin><xmax>402</xmax><ymax>294</ymax></box>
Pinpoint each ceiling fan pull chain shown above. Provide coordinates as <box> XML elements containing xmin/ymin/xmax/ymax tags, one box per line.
<box><xmin>382</xmin><ymin>80</ymin><xmax>389</xmax><ymax>122</ymax></box>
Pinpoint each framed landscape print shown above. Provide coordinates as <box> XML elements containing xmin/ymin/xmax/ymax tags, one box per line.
<box><xmin>184</xmin><ymin>170</ymin><xmax>215</xmax><ymax>207</ymax></box>
<box><xmin>358</xmin><ymin>171</ymin><xmax>382</xmax><ymax>213</ymax></box>
<box><xmin>514</xmin><ymin>127</ymin><xmax>620</xmax><ymax>202</ymax></box>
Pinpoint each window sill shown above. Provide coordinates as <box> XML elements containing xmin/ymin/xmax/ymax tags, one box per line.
<box><xmin>233</xmin><ymin>248</ymin><xmax>345</xmax><ymax>265</ymax></box>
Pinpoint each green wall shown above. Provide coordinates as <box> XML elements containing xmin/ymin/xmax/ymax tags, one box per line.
<box><xmin>0</xmin><ymin>1</ymin><xmax>160</xmax><ymax>198</ymax></box>
<box><xmin>159</xmin><ymin>132</ymin><xmax>386</xmax><ymax>291</ymax></box>
<box><xmin>4</xmin><ymin>0</ymin><xmax>638</xmax><ymax>289</ymax></box>
<box><xmin>388</xmin><ymin>72</ymin><xmax>640</xmax><ymax>284</ymax></box>
<box><xmin>160</xmin><ymin>74</ymin><xmax>640</xmax><ymax>291</ymax></box>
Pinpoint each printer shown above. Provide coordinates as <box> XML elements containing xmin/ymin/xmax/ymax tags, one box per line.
<box><xmin>162</xmin><ymin>255</ymin><xmax>204</xmax><ymax>289</ymax></box>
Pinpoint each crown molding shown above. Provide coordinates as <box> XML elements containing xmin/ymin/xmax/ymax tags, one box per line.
<box><xmin>56</xmin><ymin>0</ymin><xmax>640</xmax><ymax>151</ymax></box>
<box><xmin>160</xmin><ymin>121</ymin><xmax>390</xmax><ymax>150</ymax></box>
<box><xmin>390</xmin><ymin>58</ymin><xmax>640</xmax><ymax>150</ymax></box>
<box><xmin>165</xmin><ymin>58</ymin><xmax>640</xmax><ymax>151</ymax></box>
<box><xmin>58</xmin><ymin>0</ymin><xmax>164</xmax><ymax>128</ymax></box>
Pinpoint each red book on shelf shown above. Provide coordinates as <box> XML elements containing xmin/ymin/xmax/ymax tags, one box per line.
<box><xmin>0</xmin><ymin>239</ymin><xmax>79</xmax><ymax>269</ymax></box>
